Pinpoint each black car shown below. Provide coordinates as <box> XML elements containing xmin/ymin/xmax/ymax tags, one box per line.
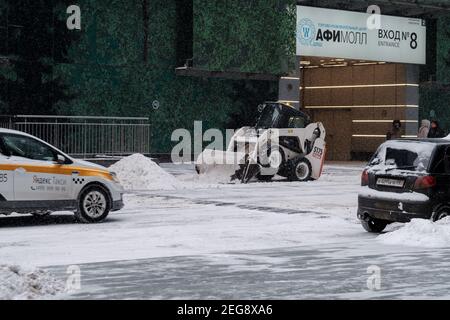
<box><xmin>358</xmin><ymin>139</ymin><xmax>450</xmax><ymax>233</ymax></box>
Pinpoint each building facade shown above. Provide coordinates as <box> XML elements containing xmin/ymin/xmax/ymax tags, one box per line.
<box><xmin>1</xmin><ymin>0</ymin><xmax>450</xmax><ymax>158</ymax></box>
<box><xmin>182</xmin><ymin>0</ymin><xmax>450</xmax><ymax>160</ymax></box>
<box><xmin>275</xmin><ymin>1</ymin><xmax>450</xmax><ymax>160</ymax></box>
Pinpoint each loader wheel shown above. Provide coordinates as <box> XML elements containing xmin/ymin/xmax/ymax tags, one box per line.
<box><xmin>257</xmin><ymin>147</ymin><xmax>283</xmax><ymax>182</ymax></box>
<box><xmin>260</xmin><ymin>147</ymin><xmax>284</xmax><ymax>170</ymax></box>
<box><xmin>288</xmin><ymin>158</ymin><xmax>312</xmax><ymax>182</ymax></box>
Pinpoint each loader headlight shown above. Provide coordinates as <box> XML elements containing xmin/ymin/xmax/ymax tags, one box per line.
<box><xmin>110</xmin><ymin>172</ymin><xmax>121</xmax><ymax>184</ymax></box>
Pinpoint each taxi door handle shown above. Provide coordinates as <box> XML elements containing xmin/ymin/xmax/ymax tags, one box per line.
<box><xmin>14</xmin><ymin>167</ymin><xmax>26</xmax><ymax>174</ymax></box>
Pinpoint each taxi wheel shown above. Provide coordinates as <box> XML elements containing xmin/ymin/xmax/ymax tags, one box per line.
<box><xmin>76</xmin><ymin>186</ymin><xmax>111</xmax><ymax>223</ymax></box>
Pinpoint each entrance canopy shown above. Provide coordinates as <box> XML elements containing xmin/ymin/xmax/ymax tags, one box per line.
<box><xmin>297</xmin><ymin>0</ymin><xmax>450</xmax><ymax>18</ymax></box>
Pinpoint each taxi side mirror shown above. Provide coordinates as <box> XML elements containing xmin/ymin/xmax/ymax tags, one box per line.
<box><xmin>56</xmin><ymin>154</ymin><xmax>66</xmax><ymax>165</ymax></box>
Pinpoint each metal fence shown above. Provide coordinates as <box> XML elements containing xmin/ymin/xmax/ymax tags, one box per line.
<box><xmin>0</xmin><ymin>115</ymin><xmax>151</xmax><ymax>158</ymax></box>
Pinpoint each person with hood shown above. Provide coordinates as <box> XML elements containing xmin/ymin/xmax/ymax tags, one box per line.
<box><xmin>418</xmin><ymin>119</ymin><xmax>431</xmax><ymax>138</ymax></box>
<box><xmin>428</xmin><ymin>120</ymin><xmax>446</xmax><ymax>138</ymax></box>
<box><xmin>386</xmin><ymin>120</ymin><xmax>402</xmax><ymax>140</ymax></box>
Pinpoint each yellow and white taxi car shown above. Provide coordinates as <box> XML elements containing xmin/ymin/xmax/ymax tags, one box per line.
<box><xmin>0</xmin><ymin>128</ymin><xmax>124</xmax><ymax>223</ymax></box>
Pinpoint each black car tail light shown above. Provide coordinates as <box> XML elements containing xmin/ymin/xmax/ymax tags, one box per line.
<box><xmin>361</xmin><ymin>169</ymin><xmax>369</xmax><ymax>186</ymax></box>
<box><xmin>414</xmin><ymin>176</ymin><xmax>436</xmax><ymax>190</ymax></box>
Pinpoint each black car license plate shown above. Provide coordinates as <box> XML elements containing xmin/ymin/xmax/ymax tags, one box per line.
<box><xmin>377</xmin><ymin>178</ymin><xmax>405</xmax><ymax>188</ymax></box>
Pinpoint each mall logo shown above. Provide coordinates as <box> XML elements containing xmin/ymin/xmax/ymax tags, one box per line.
<box><xmin>297</xmin><ymin>18</ymin><xmax>316</xmax><ymax>46</ymax></box>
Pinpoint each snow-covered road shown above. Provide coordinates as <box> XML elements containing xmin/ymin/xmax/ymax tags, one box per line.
<box><xmin>1</xmin><ymin>162</ymin><xmax>450</xmax><ymax>299</ymax></box>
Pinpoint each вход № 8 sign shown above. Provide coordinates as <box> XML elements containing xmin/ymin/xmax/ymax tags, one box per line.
<box><xmin>296</xmin><ymin>6</ymin><xmax>426</xmax><ymax>65</ymax></box>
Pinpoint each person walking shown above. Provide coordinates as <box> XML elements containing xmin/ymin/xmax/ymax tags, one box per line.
<box><xmin>386</xmin><ymin>120</ymin><xmax>402</xmax><ymax>140</ymax></box>
<box><xmin>427</xmin><ymin>120</ymin><xmax>446</xmax><ymax>138</ymax></box>
<box><xmin>418</xmin><ymin>119</ymin><xmax>431</xmax><ymax>138</ymax></box>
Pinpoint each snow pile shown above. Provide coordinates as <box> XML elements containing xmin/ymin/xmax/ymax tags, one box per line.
<box><xmin>0</xmin><ymin>265</ymin><xmax>64</xmax><ymax>300</ymax></box>
<box><xmin>379</xmin><ymin>218</ymin><xmax>450</xmax><ymax>248</ymax></box>
<box><xmin>110</xmin><ymin>154</ymin><xmax>180</xmax><ymax>191</ymax></box>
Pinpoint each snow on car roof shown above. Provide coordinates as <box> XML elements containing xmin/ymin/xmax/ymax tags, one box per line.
<box><xmin>379</xmin><ymin>140</ymin><xmax>440</xmax><ymax>157</ymax></box>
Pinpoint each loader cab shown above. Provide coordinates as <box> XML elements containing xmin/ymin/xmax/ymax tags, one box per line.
<box><xmin>256</xmin><ymin>103</ymin><xmax>311</xmax><ymax>130</ymax></box>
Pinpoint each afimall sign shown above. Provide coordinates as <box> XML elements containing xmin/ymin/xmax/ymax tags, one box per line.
<box><xmin>296</xmin><ymin>6</ymin><xmax>427</xmax><ymax>65</ymax></box>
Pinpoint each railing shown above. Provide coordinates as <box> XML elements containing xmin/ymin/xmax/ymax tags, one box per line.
<box><xmin>0</xmin><ymin>115</ymin><xmax>151</xmax><ymax>159</ymax></box>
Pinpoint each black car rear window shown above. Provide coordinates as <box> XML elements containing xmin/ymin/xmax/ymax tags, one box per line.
<box><xmin>369</xmin><ymin>141</ymin><xmax>436</xmax><ymax>172</ymax></box>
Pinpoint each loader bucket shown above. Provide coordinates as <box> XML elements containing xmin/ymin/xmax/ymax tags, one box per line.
<box><xmin>195</xmin><ymin>149</ymin><xmax>247</xmax><ymax>183</ymax></box>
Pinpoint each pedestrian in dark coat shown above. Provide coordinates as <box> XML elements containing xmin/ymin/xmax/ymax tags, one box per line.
<box><xmin>386</xmin><ymin>120</ymin><xmax>402</xmax><ymax>140</ymax></box>
<box><xmin>428</xmin><ymin>120</ymin><xmax>446</xmax><ymax>138</ymax></box>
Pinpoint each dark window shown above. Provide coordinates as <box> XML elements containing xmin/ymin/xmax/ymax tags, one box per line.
<box><xmin>444</xmin><ymin>148</ymin><xmax>450</xmax><ymax>174</ymax></box>
<box><xmin>430</xmin><ymin>146</ymin><xmax>450</xmax><ymax>174</ymax></box>
<box><xmin>288</xmin><ymin>116</ymin><xmax>307</xmax><ymax>129</ymax></box>
<box><xmin>369</xmin><ymin>141</ymin><xmax>435</xmax><ymax>172</ymax></box>
<box><xmin>256</xmin><ymin>104</ymin><xmax>281</xmax><ymax>129</ymax></box>
<box><xmin>385</xmin><ymin>148</ymin><xmax>419</xmax><ymax>169</ymax></box>
<box><xmin>1</xmin><ymin>134</ymin><xmax>56</xmax><ymax>161</ymax></box>
<box><xmin>0</xmin><ymin>138</ymin><xmax>8</xmax><ymax>156</ymax></box>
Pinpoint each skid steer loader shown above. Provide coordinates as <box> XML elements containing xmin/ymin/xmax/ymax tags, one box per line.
<box><xmin>195</xmin><ymin>102</ymin><xmax>326</xmax><ymax>183</ymax></box>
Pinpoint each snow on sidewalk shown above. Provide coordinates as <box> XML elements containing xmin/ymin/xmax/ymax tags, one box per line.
<box><xmin>379</xmin><ymin>218</ymin><xmax>450</xmax><ymax>248</ymax></box>
<box><xmin>0</xmin><ymin>265</ymin><xmax>64</xmax><ymax>300</ymax></box>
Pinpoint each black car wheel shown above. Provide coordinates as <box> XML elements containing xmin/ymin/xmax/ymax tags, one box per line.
<box><xmin>361</xmin><ymin>218</ymin><xmax>388</xmax><ymax>233</ymax></box>
<box><xmin>432</xmin><ymin>205</ymin><xmax>450</xmax><ymax>222</ymax></box>
<box><xmin>75</xmin><ymin>185</ymin><xmax>111</xmax><ymax>223</ymax></box>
